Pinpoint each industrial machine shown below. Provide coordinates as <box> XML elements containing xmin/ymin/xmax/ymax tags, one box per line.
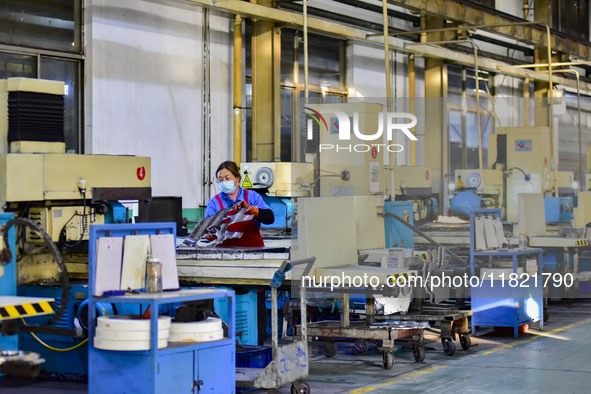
<box><xmin>517</xmin><ymin>193</ymin><xmax>589</xmax><ymax>297</ymax></box>
<box><xmin>0</xmin><ymin>77</ymin><xmax>151</xmax><ymax>376</ymax></box>
<box><xmin>305</xmin><ymin>103</ymin><xmax>436</xmax><ymax>223</ymax></box>
<box><xmin>450</xmin><ymin>169</ymin><xmax>503</xmax><ymax>218</ymax></box>
<box><xmin>488</xmin><ymin>126</ymin><xmax>552</xmax><ymax>222</ymax></box>
<box><xmin>239</xmin><ymin>161</ymin><xmax>313</xmax><ymax>234</ymax></box>
<box><xmin>392</xmin><ymin>166</ymin><xmax>438</xmax><ymax>223</ymax></box>
<box><xmin>306</xmin><ymin>102</ymin><xmax>389</xmax><ymax>197</ymax></box>
<box><xmin>0</xmin><ymin>214</ymin><xmax>54</xmax><ymax>378</ymax></box>
<box><xmin>464</xmin><ymin>126</ymin><xmax>577</xmax><ymax>223</ymax></box>
<box><xmin>0</xmin><ymin>78</ymin><xmax>151</xmax><ymax>282</ymax></box>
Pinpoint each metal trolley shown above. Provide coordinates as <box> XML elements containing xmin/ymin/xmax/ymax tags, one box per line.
<box><xmin>376</xmin><ymin>307</ymin><xmax>473</xmax><ymax>356</ymax></box>
<box><xmin>295</xmin><ymin>290</ymin><xmax>428</xmax><ymax>370</ymax></box>
<box><xmin>236</xmin><ymin>257</ymin><xmax>316</xmax><ymax>394</ymax></box>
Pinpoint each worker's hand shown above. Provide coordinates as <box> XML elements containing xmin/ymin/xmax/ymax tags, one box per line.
<box><xmin>236</xmin><ymin>201</ymin><xmax>259</xmax><ymax>218</ymax></box>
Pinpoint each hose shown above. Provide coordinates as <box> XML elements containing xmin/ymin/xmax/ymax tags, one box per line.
<box><xmin>1</xmin><ymin>217</ymin><xmax>69</xmax><ymax>326</ymax></box>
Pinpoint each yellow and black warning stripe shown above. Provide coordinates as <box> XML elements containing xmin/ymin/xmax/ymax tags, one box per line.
<box><xmin>387</xmin><ymin>272</ymin><xmax>418</xmax><ymax>282</ymax></box>
<box><xmin>0</xmin><ymin>301</ymin><xmax>54</xmax><ymax>320</ymax></box>
<box><xmin>576</xmin><ymin>240</ymin><xmax>589</xmax><ymax>247</ymax></box>
<box><xmin>416</xmin><ymin>252</ymin><xmax>430</xmax><ymax>261</ymax></box>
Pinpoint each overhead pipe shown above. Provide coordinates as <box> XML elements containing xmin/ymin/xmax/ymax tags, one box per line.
<box><xmin>552</xmin><ymin>69</ymin><xmax>583</xmax><ymax>192</ymax></box>
<box><xmin>499</xmin><ymin>61</ymin><xmax>591</xmax><ymax>69</ymax></box>
<box><xmin>461</xmin><ymin>67</ymin><xmax>467</xmax><ymax>169</ymax></box>
<box><xmin>408</xmin><ymin>53</ymin><xmax>416</xmax><ymax>165</ymax></box>
<box><xmin>201</xmin><ymin>9</ymin><xmax>213</xmax><ymax>205</ymax></box>
<box><xmin>523</xmin><ymin>77</ymin><xmax>530</xmax><ymax>127</ymax></box>
<box><xmin>185</xmin><ymin>0</ymin><xmax>587</xmax><ymax>92</ymax></box>
<box><xmin>382</xmin><ymin>0</ymin><xmax>396</xmax><ymax>197</ymax></box>
<box><xmin>293</xmin><ymin>32</ymin><xmax>300</xmax><ymax>161</ymax></box>
<box><xmin>405</xmin><ymin>39</ymin><xmax>483</xmax><ymax>170</ymax></box>
<box><xmin>303</xmin><ymin>0</ymin><xmax>309</xmax><ymax>104</ymax></box>
<box><xmin>233</xmin><ymin>15</ymin><xmax>243</xmax><ymax>166</ymax></box>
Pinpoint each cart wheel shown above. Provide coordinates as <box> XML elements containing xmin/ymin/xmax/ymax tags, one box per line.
<box><xmin>291</xmin><ymin>380</ymin><xmax>311</xmax><ymax>394</ymax></box>
<box><xmin>544</xmin><ymin>307</ymin><xmax>550</xmax><ymax>322</ymax></box>
<box><xmin>382</xmin><ymin>351</ymin><xmax>394</xmax><ymax>370</ymax></box>
<box><xmin>355</xmin><ymin>339</ymin><xmax>369</xmax><ymax>353</ymax></box>
<box><xmin>324</xmin><ymin>341</ymin><xmax>338</xmax><ymax>358</ymax></box>
<box><xmin>459</xmin><ymin>334</ymin><xmax>471</xmax><ymax>350</ymax></box>
<box><xmin>442</xmin><ymin>338</ymin><xmax>456</xmax><ymax>356</ymax></box>
<box><xmin>413</xmin><ymin>345</ymin><xmax>425</xmax><ymax>362</ymax></box>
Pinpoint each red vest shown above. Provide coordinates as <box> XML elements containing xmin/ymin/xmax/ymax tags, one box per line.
<box><xmin>214</xmin><ymin>189</ymin><xmax>264</xmax><ymax>247</ymax></box>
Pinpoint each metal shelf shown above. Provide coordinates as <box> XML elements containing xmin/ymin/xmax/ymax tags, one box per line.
<box><xmin>87</xmin><ymin>223</ymin><xmax>236</xmax><ymax>394</ymax></box>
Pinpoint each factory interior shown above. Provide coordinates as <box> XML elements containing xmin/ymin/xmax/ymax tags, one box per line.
<box><xmin>3</xmin><ymin>0</ymin><xmax>591</xmax><ymax>393</ymax></box>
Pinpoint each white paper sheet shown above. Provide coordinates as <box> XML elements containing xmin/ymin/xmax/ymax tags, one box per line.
<box><xmin>484</xmin><ymin>218</ymin><xmax>499</xmax><ymax>249</ymax></box>
<box><xmin>475</xmin><ymin>217</ymin><xmax>487</xmax><ymax>250</ymax></box>
<box><xmin>120</xmin><ymin>235</ymin><xmax>150</xmax><ymax>291</ymax></box>
<box><xmin>150</xmin><ymin>234</ymin><xmax>180</xmax><ymax>290</ymax></box>
<box><xmin>493</xmin><ymin>219</ymin><xmax>507</xmax><ymax>245</ymax></box>
<box><xmin>94</xmin><ymin>237</ymin><xmax>123</xmax><ymax>296</ymax></box>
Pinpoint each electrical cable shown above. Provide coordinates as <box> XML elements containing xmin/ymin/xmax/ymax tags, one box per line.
<box><xmin>21</xmin><ymin>319</ymin><xmax>88</xmax><ymax>353</ymax></box>
<box><xmin>507</xmin><ymin>167</ymin><xmax>530</xmax><ymax>180</ymax></box>
<box><xmin>58</xmin><ymin>189</ymin><xmax>88</xmax><ymax>252</ymax></box>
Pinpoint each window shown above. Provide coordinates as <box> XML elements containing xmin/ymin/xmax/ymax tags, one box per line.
<box><xmin>551</xmin><ymin>0</ymin><xmax>589</xmax><ymax>41</ymax></box>
<box><xmin>245</xmin><ymin>25</ymin><xmax>346</xmax><ymax>161</ymax></box>
<box><xmin>0</xmin><ymin>0</ymin><xmax>81</xmax><ymax>53</ymax></box>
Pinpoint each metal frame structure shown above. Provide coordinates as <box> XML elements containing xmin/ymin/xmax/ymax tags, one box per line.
<box><xmin>236</xmin><ymin>257</ymin><xmax>316</xmax><ymax>393</ymax></box>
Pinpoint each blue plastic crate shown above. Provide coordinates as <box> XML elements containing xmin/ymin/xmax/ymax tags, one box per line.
<box><xmin>236</xmin><ymin>345</ymin><xmax>272</xmax><ymax>368</ymax></box>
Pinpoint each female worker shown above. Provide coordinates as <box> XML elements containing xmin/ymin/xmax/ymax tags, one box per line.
<box><xmin>204</xmin><ymin>160</ymin><xmax>275</xmax><ymax>247</ymax></box>
<box><xmin>205</xmin><ymin>160</ymin><xmax>275</xmax><ymax>345</ymax></box>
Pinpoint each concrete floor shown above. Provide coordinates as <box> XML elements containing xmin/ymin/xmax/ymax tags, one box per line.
<box><xmin>2</xmin><ymin>300</ymin><xmax>591</xmax><ymax>393</ymax></box>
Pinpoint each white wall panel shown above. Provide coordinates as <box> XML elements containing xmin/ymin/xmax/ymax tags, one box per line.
<box><xmin>85</xmin><ymin>0</ymin><xmax>232</xmax><ymax>208</ymax></box>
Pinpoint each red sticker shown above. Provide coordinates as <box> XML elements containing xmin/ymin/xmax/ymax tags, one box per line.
<box><xmin>544</xmin><ymin>157</ymin><xmax>548</xmax><ymax>166</ymax></box>
<box><xmin>371</xmin><ymin>146</ymin><xmax>378</xmax><ymax>159</ymax></box>
<box><xmin>137</xmin><ymin>166</ymin><xmax>146</xmax><ymax>181</ymax></box>
<box><xmin>425</xmin><ymin>170</ymin><xmax>430</xmax><ymax>181</ymax></box>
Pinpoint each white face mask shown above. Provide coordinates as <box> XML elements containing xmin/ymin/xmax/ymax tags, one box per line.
<box><xmin>219</xmin><ymin>180</ymin><xmax>237</xmax><ymax>194</ymax></box>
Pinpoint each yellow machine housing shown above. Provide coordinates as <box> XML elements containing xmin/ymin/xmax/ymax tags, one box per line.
<box><xmin>309</xmin><ymin>102</ymin><xmax>388</xmax><ymax>197</ymax></box>
<box><xmin>0</xmin><ymin>154</ymin><xmax>151</xmax><ymax>202</ymax></box>
<box><xmin>392</xmin><ymin>166</ymin><xmax>432</xmax><ymax>196</ymax></box>
<box><xmin>454</xmin><ymin>169</ymin><xmax>504</xmax><ymax>209</ymax></box>
<box><xmin>0</xmin><ymin>77</ymin><xmax>151</xmax><ymax>244</ymax></box>
<box><xmin>488</xmin><ymin>127</ymin><xmax>552</xmax><ymax>222</ymax></box>
<box><xmin>239</xmin><ymin>162</ymin><xmax>314</xmax><ymax>197</ymax></box>
<box><xmin>555</xmin><ymin>170</ymin><xmax>575</xmax><ymax>193</ymax></box>
<box><xmin>26</xmin><ymin>206</ymin><xmax>105</xmax><ymax>243</ymax></box>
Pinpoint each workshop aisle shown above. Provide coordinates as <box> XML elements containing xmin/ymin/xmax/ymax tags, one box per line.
<box><xmin>310</xmin><ymin>302</ymin><xmax>591</xmax><ymax>394</ymax></box>
<box><xmin>1</xmin><ymin>301</ymin><xmax>590</xmax><ymax>393</ymax></box>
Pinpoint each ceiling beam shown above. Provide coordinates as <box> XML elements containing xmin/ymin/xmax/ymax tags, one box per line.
<box><xmin>387</xmin><ymin>0</ymin><xmax>591</xmax><ymax>60</ymax></box>
<box><xmin>184</xmin><ymin>0</ymin><xmax>591</xmax><ymax>94</ymax></box>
